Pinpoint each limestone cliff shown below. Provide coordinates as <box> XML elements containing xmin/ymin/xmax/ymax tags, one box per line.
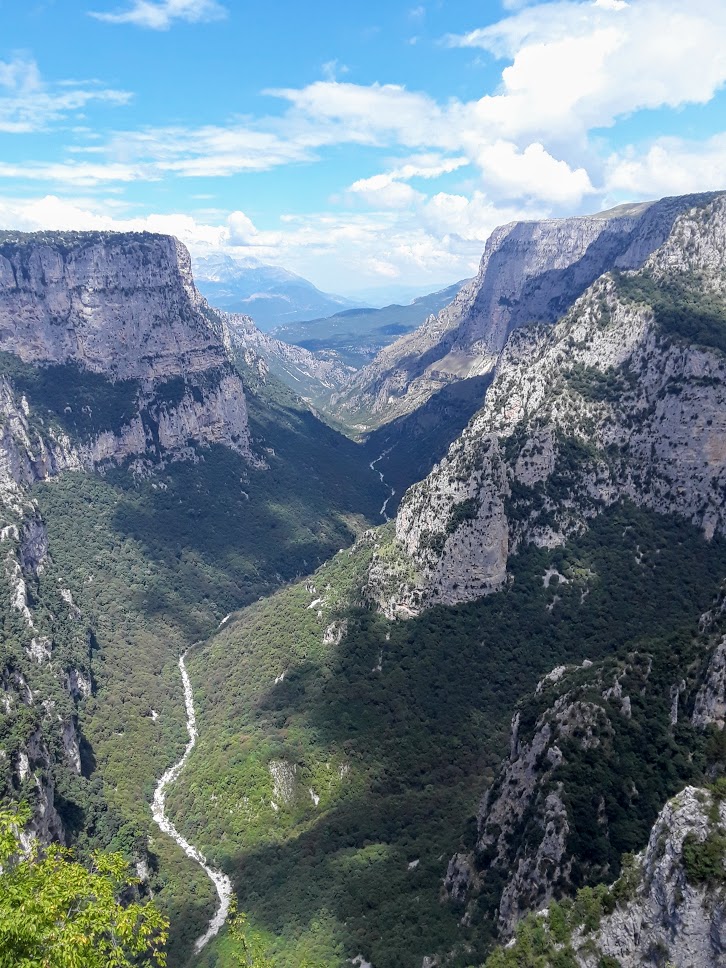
<box><xmin>333</xmin><ymin>193</ymin><xmax>721</xmax><ymax>430</ymax></box>
<box><xmin>224</xmin><ymin>311</ymin><xmax>352</xmax><ymax>404</ymax></box>
<box><xmin>0</xmin><ymin>230</ymin><xmax>253</xmax><ymax>471</ymax></box>
<box><xmin>0</xmin><ymin>230</ymin><xmax>256</xmax><ymax>844</ymax></box>
<box><xmin>382</xmin><ymin>193</ymin><xmax>726</xmax><ymax>612</ymax></box>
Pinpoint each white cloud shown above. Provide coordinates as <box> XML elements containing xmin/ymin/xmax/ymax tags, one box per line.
<box><xmin>89</xmin><ymin>0</ymin><xmax>227</xmax><ymax>29</ymax></box>
<box><xmin>0</xmin><ymin>193</ymin><xmax>524</xmax><ymax>293</ymax></box>
<box><xmin>605</xmin><ymin>133</ymin><xmax>726</xmax><ymax>197</ymax></box>
<box><xmin>321</xmin><ymin>60</ymin><xmax>350</xmax><ymax>82</ymax></box>
<box><xmin>447</xmin><ymin>0</ymin><xmax>726</xmax><ymax>140</ymax></box>
<box><xmin>0</xmin><ymin>194</ymin><xmax>227</xmax><ymax>246</ymax></box>
<box><xmin>346</xmin><ymin>155</ymin><xmax>469</xmax><ymax>209</ymax></box>
<box><xmin>5</xmin><ymin>1</ymin><xmax>726</xmax><ymax>293</ymax></box>
<box><xmin>476</xmin><ymin>141</ymin><xmax>594</xmax><ymax>205</ymax></box>
<box><xmin>0</xmin><ymin>55</ymin><xmax>131</xmax><ymax>134</ymax></box>
<box><xmin>348</xmin><ymin>175</ymin><xmax>424</xmax><ymax>209</ymax></box>
<box><xmin>0</xmin><ymin>161</ymin><xmax>144</xmax><ymax>186</ymax></box>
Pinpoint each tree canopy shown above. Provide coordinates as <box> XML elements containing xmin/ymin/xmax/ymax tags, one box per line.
<box><xmin>0</xmin><ymin>804</ymin><xmax>168</xmax><ymax>968</ymax></box>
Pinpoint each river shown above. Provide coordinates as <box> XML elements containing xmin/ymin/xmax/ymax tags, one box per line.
<box><xmin>369</xmin><ymin>448</ymin><xmax>396</xmax><ymax>521</ymax></box>
<box><xmin>151</xmin><ymin>653</ymin><xmax>233</xmax><ymax>954</ymax></box>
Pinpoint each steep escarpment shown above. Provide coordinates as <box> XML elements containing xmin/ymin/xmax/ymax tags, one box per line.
<box><xmin>380</xmin><ymin>193</ymin><xmax>726</xmax><ymax>613</ymax></box>
<box><xmin>0</xmin><ymin>231</ymin><xmax>225</xmax><ymax>381</ymax></box>
<box><xmin>0</xmin><ymin>230</ymin><xmax>390</xmax><ymax>962</ymax></box>
<box><xmin>333</xmin><ymin>192</ymin><xmax>721</xmax><ymax>430</ymax></box>
<box><xmin>0</xmin><ymin>231</ymin><xmax>256</xmax><ymax>863</ymax></box>
<box><xmin>224</xmin><ymin>311</ymin><xmax>352</xmax><ymax>406</ymax></box>
<box><xmin>0</xmin><ymin>230</ymin><xmax>253</xmax><ymax>472</ymax></box>
<box><xmin>484</xmin><ymin>783</ymin><xmax>726</xmax><ymax>968</ymax></box>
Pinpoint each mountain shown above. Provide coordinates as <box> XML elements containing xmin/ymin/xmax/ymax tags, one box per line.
<box><xmin>331</xmin><ymin>193</ymin><xmax>722</xmax><ymax>431</ymax></box>
<box><xmin>3</xmin><ymin>194</ymin><xmax>726</xmax><ymax>968</ymax></box>
<box><xmin>223</xmin><ymin>312</ymin><xmax>353</xmax><ymax>407</ymax></box>
<box><xmin>0</xmin><ymin>230</ymin><xmax>386</xmax><ymax>962</ymax></box>
<box><xmin>272</xmin><ymin>281</ymin><xmax>468</xmax><ymax>370</ymax></box>
<box><xmin>164</xmin><ymin>193</ymin><xmax>726</xmax><ymax>968</ymax></box>
<box><xmin>192</xmin><ymin>252</ymin><xmax>359</xmax><ymax>331</ymax></box>
<box><xmin>384</xmin><ymin>193</ymin><xmax>726</xmax><ymax>611</ymax></box>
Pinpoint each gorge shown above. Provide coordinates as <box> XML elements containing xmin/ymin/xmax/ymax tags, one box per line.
<box><xmin>2</xmin><ymin>194</ymin><xmax>726</xmax><ymax>968</ymax></box>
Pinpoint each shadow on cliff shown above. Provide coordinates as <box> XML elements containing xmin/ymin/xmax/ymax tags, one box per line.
<box><xmin>187</xmin><ymin>504</ymin><xmax>726</xmax><ymax>968</ymax></box>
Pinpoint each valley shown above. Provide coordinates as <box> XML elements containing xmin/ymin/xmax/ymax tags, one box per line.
<box><xmin>2</xmin><ymin>193</ymin><xmax>726</xmax><ymax>968</ymax></box>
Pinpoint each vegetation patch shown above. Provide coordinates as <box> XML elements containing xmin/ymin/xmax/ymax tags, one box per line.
<box><xmin>614</xmin><ymin>268</ymin><xmax>726</xmax><ymax>355</ymax></box>
<box><xmin>0</xmin><ymin>351</ymin><xmax>140</xmax><ymax>440</ymax></box>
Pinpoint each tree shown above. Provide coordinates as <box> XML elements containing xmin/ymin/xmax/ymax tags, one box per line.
<box><xmin>0</xmin><ymin>803</ymin><xmax>168</xmax><ymax>968</ymax></box>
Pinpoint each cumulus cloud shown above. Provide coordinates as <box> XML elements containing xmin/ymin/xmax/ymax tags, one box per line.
<box><xmin>447</xmin><ymin>0</ymin><xmax>726</xmax><ymax>140</ymax></box>
<box><xmin>5</xmin><ymin>1</ymin><xmax>726</xmax><ymax>290</ymax></box>
<box><xmin>348</xmin><ymin>175</ymin><xmax>424</xmax><ymax>209</ymax></box>
<box><xmin>476</xmin><ymin>142</ymin><xmax>594</xmax><ymax>205</ymax></box>
<box><xmin>346</xmin><ymin>155</ymin><xmax>469</xmax><ymax>209</ymax></box>
<box><xmin>605</xmin><ymin>133</ymin><xmax>726</xmax><ymax>197</ymax></box>
<box><xmin>89</xmin><ymin>0</ymin><xmax>227</xmax><ymax>29</ymax></box>
<box><xmin>0</xmin><ymin>193</ymin><xmax>527</xmax><ymax>292</ymax></box>
<box><xmin>0</xmin><ymin>55</ymin><xmax>131</xmax><ymax>134</ymax></box>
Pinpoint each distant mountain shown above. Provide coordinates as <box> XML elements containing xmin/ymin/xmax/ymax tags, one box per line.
<box><xmin>224</xmin><ymin>311</ymin><xmax>353</xmax><ymax>407</ymax></box>
<box><xmin>192</xmin><ymin>252</ymin><xmax>359</xmax><ymax>331</ymax></box>
<box><xmin>273</xmin><ymin>280</ymin><xmax>469</xmax><ymax>369</ymax></box>
<box><xmin>332</xmin><ymin>193</ymin><xmax>723</xmax><ymax>431</ymax></box>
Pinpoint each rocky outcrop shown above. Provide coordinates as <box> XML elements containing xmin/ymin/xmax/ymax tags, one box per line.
<box><xmin>448</xmin><ymin>629</ymin><xmax>726</xmax><ymax>944</ymax></box>
<box><xmin>333</xmin><ymin>193</ymin><xmax>721</xmax><ymax>430</ymax></box>
<box><xmin>0</xmin><ymin>231</ymin><xmax>225</xmax><ymax>381</ymax></box>
<box><xmin>0</xmin><ymin>231</ymin><xmax>253</xmax><ymax>471</ymax></box>
<box><xmin>450</xmin><ymin>660</ymin><xmax>620</xmax><ymax>934</ymax></box>
<box><xmin>225</xmin><ymin>312</ymin><xmax>352</xmax><ymax>402</ymax></box>
<box><xmin>693</xmin><ymin>638</ymin><xmax>726</xmax><ymax>730</ymax></box>
<box><xmin>577</xmin><ymin>786</ymin><xmax>726</xmax><ymax>967</ymax></box>
<box><xmin>385</xmin><ymin>193</ymin><xmax>726</xmax><ymax>610</ymax></box>
<box><xmin>488</xmin><ymin>785</ymin><xmax>726</xmax><ymax>968</ymax></box>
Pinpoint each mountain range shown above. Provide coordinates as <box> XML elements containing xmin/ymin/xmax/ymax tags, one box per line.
<box><xmin>192</xmin><ymin>252</ymin><xmax>358</xmax><ymax>331</ymax></box>
<box><xmin>1</xmin><ymin>194</ymin><xmax>726</xmax><ymax>968</ymax></box>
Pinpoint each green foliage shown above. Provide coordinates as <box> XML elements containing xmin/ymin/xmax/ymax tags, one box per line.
<box><xmin>169</xmin><ymin>503</ymin><xmax>726</xmax><ymax>968</ymax></box>
<box><xmin>0</xmin><ymin>803</ymin><xmax>168</xmax><ymax>967</ymax></box>
<box><xmin>614</xmin><ymin>269</ymin><xmax>726</xmax><ymax>354</ymax></box>
<box><xmin>610</xmin><ymin>854</ymin><xmax>640</xmax><ymax>905</ymax></box>
<box><xmin>565</xmin><ymin>363</ymin><xmax>636</xmax><ymax>404</ymax></box>
<box><xmin>682</xmin><ymin>831</ymin><xmax>726</xmax><ymax>886</ymax></box>
<box><xmin>484</xmin><ymin>886</ymin><xmax>616</xmax><ymax>967</ymax></box>
<box><xmin>0</xmin><ymin>351</ymin><xmax>140</xmax><ymax>440</ymax></box>
<box><xmin>447</xmin><ymin>497</ymin><xmax>480</xmax><ymax>533</ymax></box>
<box><xmin>16</xmin><ymin>362</ymin><xmax>386</xmax><ymax>963</ymax></box>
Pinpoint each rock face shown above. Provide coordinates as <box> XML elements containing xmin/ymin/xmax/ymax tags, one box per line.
<box><xmin>455</xmin><ymin>658</ymin><xmax>646</xmax><ymax>935</ymax></box>
<box><xmin>0</xmin><ymin>230</ymin><xmax>253</xmax><ymax>472</ymax></box>
<box><xmin>487</xmin><ymin>785</ymin><xmax>726</xmax><ymax>968</ymax></box>
<box><xmin>578</xmin><ymin>786</ymin><xmax>726</xmax><ymax>968</ymax></box>
<box><xmin>224</xmin><ymin>311</ymin><xmax>352</xmax><ymax>402</ymax></box>
<box><xmin>384</xmin><ymin>193</ymin><xmax>726</xmax><ymax>611</ymax></box>
<box><xmin>692</xmin><ymin>637</ymin><xmax>726</xmax><ymax>730</ymax></box>
<box><xmin>333</xmin><ymin>193</ymin><xmax>721</xmax><ymax>429</ymax></box>
<box><xmin>0</xmin><ymin>231</ymin><xmax>225</xmax><ymax>381</ymax></box>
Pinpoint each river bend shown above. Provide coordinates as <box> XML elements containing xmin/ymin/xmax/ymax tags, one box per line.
<box><xmin>151</xmin><ymin>653</ymin><xmax>233</xmax><ymax>953</ymax></box>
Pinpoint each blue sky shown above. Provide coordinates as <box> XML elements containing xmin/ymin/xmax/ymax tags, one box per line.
<box><xmin>2</xmin><ymin>0</ymin><xmax>726</xmax><ymax>299</ymax></box>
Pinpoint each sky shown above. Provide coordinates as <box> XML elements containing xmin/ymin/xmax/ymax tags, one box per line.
<box><xmin>2</xmin><ymin>0</ymin><xmax>726</xmax><ymax>300</ymax></box>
